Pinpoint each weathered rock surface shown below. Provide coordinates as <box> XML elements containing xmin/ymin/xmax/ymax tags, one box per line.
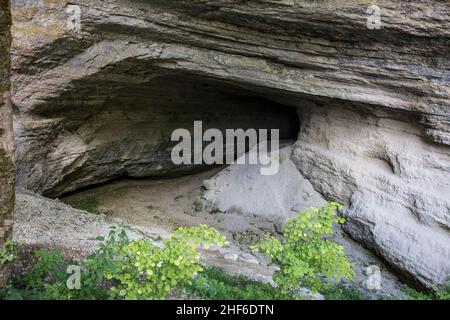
<box><xmin>292</xmin><ymin>100</ymin><xmax>450</xmax><ymax>288</ymax></box>
<box><xmin>0</xmin><ymin>0</ymin><xmax>14</xmax><ymax>244</ymax></box>
<box><xmin>9</xmin><ymin>0</ymin><xmax>450</xmax><ymax>288</ymax></box>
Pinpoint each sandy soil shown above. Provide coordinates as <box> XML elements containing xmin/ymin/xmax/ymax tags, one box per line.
<box><xmin>60</xmin><ymin>167</ymin><xmax>277</xmax><ymax>244</ymax></box>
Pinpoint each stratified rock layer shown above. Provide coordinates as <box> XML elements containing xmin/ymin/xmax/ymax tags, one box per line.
<box><xmin>10</xmin><ymin>1</ymin><xmax>450</xmax><ymax>288</ymax></box>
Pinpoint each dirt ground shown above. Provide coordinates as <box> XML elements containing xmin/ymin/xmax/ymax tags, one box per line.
<box><xmin>58</xmin><ymin>167</ymin><xmax>407</xmax><ymax>299</ymax></box>
<box><xmin>61</xmin><ymin>170</ymin><xmax>218</xmax><ymax>231</ymax></box>
<box><xmin>60</xmin><ymin>167</ymin><xmax>278</xmax><ymax>246</ymax></box>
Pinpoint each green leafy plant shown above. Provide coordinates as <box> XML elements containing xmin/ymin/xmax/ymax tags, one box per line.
<box><xmin>401</xmin><ymin>285</ymin><xmax>433</xmax><ymax>300</ymax></box>
<box><xmin>0</xmin><ymin>285</ymin><xmax>45</xmax><ymax>300</ymax></box>
<box><xmin>321</xmin><ymin>283</ymin><xmax>363</xmax><ymax>300</ymax></box>
<box><xmin>252</xmin><ymin>202</ymin><xmax>355</xmax><ymax>293</ymax></box>
<box><xmin>19</xmin><ymin>224</ymin><xmax>226</xmax><ymax>300</ymax></box>
<box><xmin>185</xmin><ymin>266</ymin><xmax>290</xmax><ymax>300</ymax></box>
<box><xmin>0</xmin><ymin>240</ymin><xmax>20</xmax><ymax>265</ymax></box>
<box><xmin>21</xmin><ymin>248</ymin><xmax>104</xmax><ymax>300</ymax></box>
<box><xmin>436</xmin><ymin>282</ymin><xmax>450</xmax><ymax>300</ymax></box>
<box><xmin>401</xmin><ymin>280</ymin><xmax>450</xmax><ymax>301</ymax></box>
<box><xmin>23</xmin><ymin>249</ymin><xmax>66</xmax><ymax>292</ymax></box>
<box><xmin>105</xmin><ymin>224</ymin><xmax>226</xmax><ymax>300</ymax></box>
<box><xmin>20</xmin><ymin>226</ymin><xmax>125</xmax><ymax>300</ymax></box>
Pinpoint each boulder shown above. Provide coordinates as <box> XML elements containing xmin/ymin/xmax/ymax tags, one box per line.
<box><xmin>203</xmin><ymin>145</ymin><xmax>326</xmax><ymax>220</ymax></box>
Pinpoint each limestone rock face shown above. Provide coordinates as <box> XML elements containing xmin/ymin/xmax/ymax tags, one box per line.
<box><xmin>9</xmin><ymin>0</ymin><xmax>450</xmax><ymax>288</ymax></box>
<box><xmin>292</xmin><ymin>100</ymin><xmax>450</xmax><ymax>288</ymax></box>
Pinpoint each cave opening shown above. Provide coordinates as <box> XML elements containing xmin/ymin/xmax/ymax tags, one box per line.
<box><xmin>16</xmin><ymin>71</ymin><xmax>301</xmax><ymax>197</ymax></box>
<box><xmin>54</xmin><ymin>72</ymin><xmax>304</xmax><ymax>241</ymax></box>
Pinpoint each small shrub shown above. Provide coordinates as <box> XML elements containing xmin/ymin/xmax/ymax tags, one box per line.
<box><xmin>0</xmin><ymin>286</ymin><xmax>45</xmax><ymax>300</ymax></box>
<box><xmin>22</xmin><ymin>247</ymin><xmax>109</xmax><ymax>300</ymax></box>
<box><xmin>252</xmin><ymin>202</ymin><xmax>355</xmax><ymax>293</ymax></box>
<box><xmin>185</xmin><ymin>266</ymin><xmax>290</xmax><ymax>300</ymax></box>
<box><xmin>105</xmin><ymin>225</ymin><xmax>226</xmax><ymax>300</ymax></box>
<box><xmin>436</xmin><ymin>281</ymin><xmax>450</xmax><ymax>300</ymax></box>
<box><xmin>18</xmin><ymin>224</ymin><xmax>226</xmax><ymax>300</ymax></box>
<box><xmin>19</xmin><ymin>226</ymin><xmax>128</xmax><ymax>299</ymax></box>
<box><xmin>401</xmin><ymin>285</ymin><xmax>433</xmax><ymax>300</ymax></box>
<box><xmin>0</xmin><ymin>240</ymin><xmax>20</xmax><ymax>266</ymax></box>
<box><xmin>23</xmin><ymin>249</ymin><xmax>66</xmax><ymax>293</ymax></box>
<box><xmin>402</xmin><ymin>280</ymin><xmax>450</xmax><ymax>301</ymax></box>
<box><xmin>321</xmin><ymin>284</ymin><xmax>364</xmax><ymax>300</ymax></box>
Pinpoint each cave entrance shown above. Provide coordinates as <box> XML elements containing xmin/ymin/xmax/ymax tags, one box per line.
<box><xmin>58</xmin><ymin>71</ymin><xmax>301</xmax><ymax>237</ymax></box>
<box><xmin>102</xmin><ymin>72</ymin><xmax>301</xmax><ymax>175</ymax></box>
<box><xmin>30</xmin><ymin>71</ymin><xmax>300</xmax><ymax>197</ymax></box>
